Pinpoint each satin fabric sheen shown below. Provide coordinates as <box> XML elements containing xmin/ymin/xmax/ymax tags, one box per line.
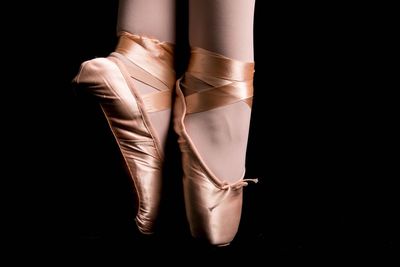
<box><xmin>72</xmin><ymin>32</ymin><xmax>175</xmax><ymax>234</ymax></box>
<box><xmin>174</xmin><ymin>47</ymin><xmax>255</xmax><ymax>245</ymax></box>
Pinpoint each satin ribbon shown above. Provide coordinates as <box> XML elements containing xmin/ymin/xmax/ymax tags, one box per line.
<box><xmin>182</xmin><ymin>47</ymin><xmax>255</xmax><ymax>114</ymax></box>
<box><xmin>114</xmin><ymin>31</ymin><xmax>175</xmax><ymax>113</ymax></box>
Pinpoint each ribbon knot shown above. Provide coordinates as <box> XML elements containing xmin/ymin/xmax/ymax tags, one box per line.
<box><xmin>209</xmin><ymin>178</ymin><xmax>258</xmax><ymax>212</ymax></box>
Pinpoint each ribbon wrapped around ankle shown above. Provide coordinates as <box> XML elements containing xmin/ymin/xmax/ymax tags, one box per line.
<box><xmin>181</xmin><ymin>47</ymin><xmax>255</xmax><ymax>114</ymax></box>
<box><xmin>114</xmin><ymin>31</ymin><xmax>176</xmax><ymax>113</ymax></box>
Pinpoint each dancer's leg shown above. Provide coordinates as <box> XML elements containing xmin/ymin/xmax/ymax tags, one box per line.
<box><xmin>117</xmin><ymin>0</ymin><xmax>176</xmax><ymax>148</ymax></box>
<box><xmin>189</xmin><ymin>0</ymin><xmax>254</xmax><ymax>62</ymax></box>
<box><xmin>117</xmin><ymin>0</ymin><xmax>175</xmax><ymax>43</ymax></box>
<box><xmin>73</xmin><ymin>0</ymin><xmax>176</xmax><ymax>233</ymax></box>
<box><xmin>186</xmin><ymin>0</ymin><xmax>256</xmax><ymax>183</ymax></box>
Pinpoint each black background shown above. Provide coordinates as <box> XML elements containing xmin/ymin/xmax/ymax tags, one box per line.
<box><xmin>12</xmin><ymin>0</ymin><xmax>396</xmax><ymax>262</ymax></box>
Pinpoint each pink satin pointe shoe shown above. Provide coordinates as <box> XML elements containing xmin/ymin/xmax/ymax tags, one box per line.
<box><xmin>174</xmin><ymin>47</ymin><xmax>257</xmax><ymax>246</ymax></box>
<box><xmin>72</xmin><ymin>32</ymin><xmax>175</xmax><ymax>234</ymax></box>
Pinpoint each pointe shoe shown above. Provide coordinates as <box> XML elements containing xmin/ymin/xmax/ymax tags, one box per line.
<box><xmin>72</xmin><ymin>32</ymin><xmax>175</xmax><ymax>234</ymax></box>
<box><xmin>174</xmin><ymin>48</ymin><xmax>257</xmax><ymax>246</ymax></box>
